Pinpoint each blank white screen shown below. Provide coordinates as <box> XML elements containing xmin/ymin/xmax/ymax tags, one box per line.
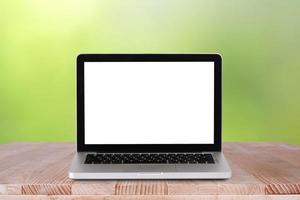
<box><xmin>84</xmin><ymin>62</ymin><xmax>214</xmax><ymax>144</ymax></box>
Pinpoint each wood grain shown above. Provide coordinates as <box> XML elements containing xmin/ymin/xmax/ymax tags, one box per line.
<box><xmin>0</xmin><ymin>142</ymin><xmax>300</xmax><ymax>197</ymax></box>
<box><xmin>0</xmin><ymin>195</ymin><xmax>300</xmax><ymax>200</ymax></box>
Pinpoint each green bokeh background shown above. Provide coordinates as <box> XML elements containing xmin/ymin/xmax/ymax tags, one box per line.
<box><xmin>1</xmin><ymin>0</ymin><xmax>299</xmax><ymax>144</ymax></box>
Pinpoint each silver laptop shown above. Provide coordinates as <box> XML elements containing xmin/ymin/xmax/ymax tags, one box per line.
<box><xmin>69</xmin><ymin>54</ymin><xmax>231</xmax><ymax>179</ymax></box>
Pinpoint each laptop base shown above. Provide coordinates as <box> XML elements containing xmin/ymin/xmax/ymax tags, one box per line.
<box><xmin>69</xmin><ymin>152</ymin><xmax>231</xmax><ymax>179</ymax></box>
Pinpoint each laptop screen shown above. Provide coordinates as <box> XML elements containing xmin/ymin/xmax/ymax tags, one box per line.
<box><xmin>84</xmin><ymin>62</ymin><xmax>214</xmax><ymax>145</ymax></box>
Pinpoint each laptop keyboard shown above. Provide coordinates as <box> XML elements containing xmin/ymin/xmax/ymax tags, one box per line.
<box><xmin>84</xmin><ymin>153</ymin><xmax>215</xmax><ymax>164</ymax></box>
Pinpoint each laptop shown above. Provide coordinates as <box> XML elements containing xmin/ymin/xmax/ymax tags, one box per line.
<box><xmin>69</xmin><ymin>54</ymin><xmax>231</xmax><ymax>179</ymax></box>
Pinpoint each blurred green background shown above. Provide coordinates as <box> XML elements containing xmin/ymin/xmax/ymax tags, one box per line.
<box><xmin>0</xmin><ymin>0</ymin><xmax>299</xmax><ymax>144</ymax></box>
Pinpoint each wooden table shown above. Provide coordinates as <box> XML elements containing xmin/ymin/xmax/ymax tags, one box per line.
<box><xmin>0</xmin><ymin>142</ymin><xmax>299</xmax><ymax>199</ymax></box>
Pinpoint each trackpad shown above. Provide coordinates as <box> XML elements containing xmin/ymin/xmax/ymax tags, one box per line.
<box><xmin>138</xmin><ymin>165</ymin><xmax>176</xmax><ymax>172</ymax></box>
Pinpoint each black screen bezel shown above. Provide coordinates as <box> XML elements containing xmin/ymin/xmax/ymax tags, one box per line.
<box><xmin>77</xmin><ymin>54</ymin><xmax>222</xmax><ymax>152</ymax></box>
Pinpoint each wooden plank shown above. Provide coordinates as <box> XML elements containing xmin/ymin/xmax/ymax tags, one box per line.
<box><xmin>0</xmin><ymin>143</ymin><xmax>74</xmax><ymax>195</ymax></box>
<box><xmin>72</xmin><ymin>181</ymin><xmax>116</xmax><ymax>195</ymax></box>
<box><xmin>1</xmin><ymin>195</ymin><xmax>300</xmax><ymax>200</ymax></box>
<box><xmin>218</xmin><ymin>143</ymin><xmax>266</xmax><ymax>195</ymax></box>
<box><xmin>114</xmin><ymin>181</ymin><xmax>168</xmax><ymax>195</ymax></box>
<box><xmin>72</xmin><ymin>180</ymin><xmax>168</xmax><ymax>195</ymax></box>
<box><xmin>224</xmin><ymin>143</ymin><xmax>300</xmax><ymax>194</ymax></box>
<box><xmin>0</xmin><ymin>142</ymin><xmax>300</xmax><ymax>196</ymax></box>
